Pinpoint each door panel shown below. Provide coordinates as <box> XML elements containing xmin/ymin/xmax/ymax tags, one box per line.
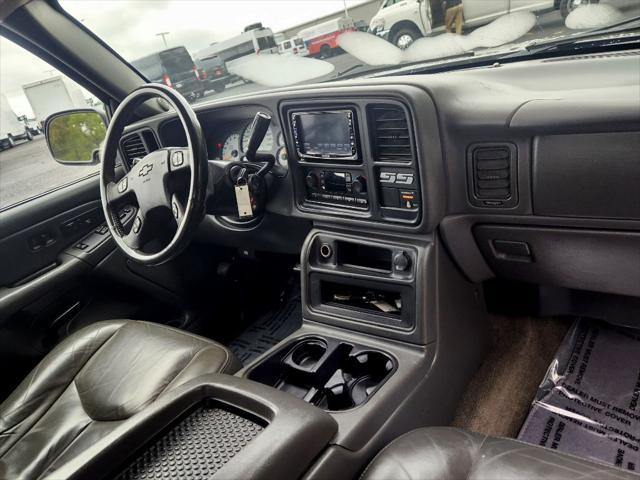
<box><xmin>1</xmin><ymin>199</ymin><xmax>102</xmax><ymax>286</ymax></box>
<box><xmin>0</xmin><ymin>175</ymin><xmax>114</xmax><ymax>321</ymax></box>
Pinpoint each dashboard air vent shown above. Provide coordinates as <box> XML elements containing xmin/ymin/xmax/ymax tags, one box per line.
<box><xmin>369</xmin><ymin>105</ymin><xmax>413</xmax><ymax>163</ymax></box>
<box><xmin>468</xmin><ymin>144</ymin><xmax>517</xmax><ymax>208</ymax></box>
<box><xmin>121</xmin><ymin>130</ymin><xmax>159</xmax><ymax>167</ymax></box>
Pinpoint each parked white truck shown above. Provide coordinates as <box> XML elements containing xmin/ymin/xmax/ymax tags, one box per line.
<box><xmin>369</xmin><ymin>0</ymin><xmax>583</xmax><ymax>48</ymax></box>
<box><xmin>22</xmin><ymin>76</ymin><xmax>87</xmax><ymax>125</ymax></box>
<box><xmin>1</xmin><ymin>94</ymin><xmax>32</xmax><ymax>150</ymax></box>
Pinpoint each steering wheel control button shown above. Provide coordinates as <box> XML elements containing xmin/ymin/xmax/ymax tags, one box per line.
<box><xmin>172</xmin><ymin>202</ymin><xmax>179</xmax><ymax>219</ymax></box>
<box><xmin>172</xmin><ymin>151</ymin><xmax>184</xmax><ymax>167</ymax></box>
<box><xmin>132</xmin><ymin>217</ymin><xmax>142</xmax><ymax>234</ymax></box>
<box><xmin>117</xmin><ymin>177</ymin><xmax>128</xmax><ymax>193</ymax></box>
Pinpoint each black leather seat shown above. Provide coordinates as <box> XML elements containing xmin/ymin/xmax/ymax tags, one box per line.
<box><xmin>362</xmin><ymin>427</ymin><xmax>639</xmax><ymax>480</ymax></box>
<box><xmin>0</xmin><ymin>320</ymin><xmax>241</xmax><ymax>479</ymax></box>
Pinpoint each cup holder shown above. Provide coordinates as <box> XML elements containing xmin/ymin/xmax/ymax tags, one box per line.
<box><xmin>247</xmin><ymin>336</ymin><xmax>396</xmax><ymax>412</ymax></box>
<box><xmin>317</xmin><ymin>351</ymin><xmax>394</xmax><ymax>411</ymax></box>
<box><xmin>289</xmin><ymin>340</ymin><xmax>327</xmax><ymax>368</ymax></box>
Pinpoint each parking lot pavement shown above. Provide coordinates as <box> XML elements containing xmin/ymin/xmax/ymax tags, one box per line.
<box><xmin>0</xmin><ymin>136</ymin><xmax>98</xmax><ymax>209</ymax></box>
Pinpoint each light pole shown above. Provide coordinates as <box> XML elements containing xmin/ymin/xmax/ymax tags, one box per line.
<box><xmin>343</xmin><ymin>0</ymin><xmax>350</xmax><ymax>18</ymax></box>
<box><xmin>156</xmin><ymin>31</ymin><xmax>170</xmax><ymax>48</ymax></box>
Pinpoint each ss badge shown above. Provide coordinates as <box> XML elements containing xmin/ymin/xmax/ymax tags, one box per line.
<box><xmin>379</xmin><ymin>171</ymin><xmax>415</xmax><ymax>186</ymax></box>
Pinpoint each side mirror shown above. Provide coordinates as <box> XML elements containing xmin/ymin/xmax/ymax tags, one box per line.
<box><xmin>45</xmin><ymin>109</ymin><xmax>107</xmax><ymax>165</ymax></box>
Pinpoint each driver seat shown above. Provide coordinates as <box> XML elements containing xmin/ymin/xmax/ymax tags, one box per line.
<box><xmin>0</xmin><ymin>320</ymin><xmax>241</xmax><ymax>479</ymax></box>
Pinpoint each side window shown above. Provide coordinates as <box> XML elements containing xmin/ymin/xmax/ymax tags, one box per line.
<box><xmin>0</xmin><ymin>37</ymin><xmax>104</xmax><ymax>210</ymax></box>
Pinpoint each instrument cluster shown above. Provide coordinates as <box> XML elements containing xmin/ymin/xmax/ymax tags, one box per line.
<box><xmin>212</xmin><ymin>122</ymin><xmax>288</xmax><ymax>168</ymax></box>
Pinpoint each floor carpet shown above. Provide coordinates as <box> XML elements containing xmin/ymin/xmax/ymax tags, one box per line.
<box><xmin>451</xmin><ymin>315</ymin><xmax>571</xmax><ymax>438</ymax></box>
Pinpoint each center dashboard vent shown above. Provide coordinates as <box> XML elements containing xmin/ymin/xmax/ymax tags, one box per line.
<box><xmin>120</xmin><ymin>129</ymin><xmax>159</xmax><ymax>167</ymax></box>
<box><xmin>368</xmin><ymin>105</ymin><xmax>413</xmax><ymax>163</ymax></box>
<box><xmin>468</xmin><ymin>144</ymin><xmax>518</xmax><ymax>208</ymax></box>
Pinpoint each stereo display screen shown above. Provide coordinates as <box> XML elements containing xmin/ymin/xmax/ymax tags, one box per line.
<box><xmin>294</xmin><ymin>111</ymin><xmax>355</xmax><ymax>159</ymax></box>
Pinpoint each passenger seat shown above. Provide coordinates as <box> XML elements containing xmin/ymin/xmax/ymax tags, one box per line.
<box><xmin>361</xmin><ymin>427</ymin><xmax>639</xmax><ymax>479</ymax></box>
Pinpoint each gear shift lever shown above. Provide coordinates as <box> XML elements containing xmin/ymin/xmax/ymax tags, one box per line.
<box><xmin>244</xmin><ymin>112</ymin><xmax>274</xmax><ymax>177</ymax></box>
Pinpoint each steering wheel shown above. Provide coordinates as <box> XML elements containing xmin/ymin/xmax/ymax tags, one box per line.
<box><xmin>99</xmin><ymin>84</ymin><xmax>208</xmax><ymax>265</ymax></box>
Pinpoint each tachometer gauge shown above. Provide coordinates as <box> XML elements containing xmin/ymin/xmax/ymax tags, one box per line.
<box><xmin>222</xmin><ymin>133</ymin><xmax>241</xmax><ymax>161</ymax></box>
<box><xmin>242</xmin><ymin>124</ymin><xmax>274</xmax><ymax>153</ymax></box>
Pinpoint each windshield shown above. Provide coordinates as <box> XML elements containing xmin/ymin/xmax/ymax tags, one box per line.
<box><xmin>47</xmin><ymin>0</ymin><xmax>640</xmax><ymax>103</ymax></box>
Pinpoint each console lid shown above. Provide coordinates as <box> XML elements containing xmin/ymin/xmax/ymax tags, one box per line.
<box><xmin>46</xmin><ymin>374</ymin><xmax>338</xmax><ymax>480</ymax></box>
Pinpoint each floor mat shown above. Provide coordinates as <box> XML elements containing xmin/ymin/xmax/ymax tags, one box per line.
<box><xmin>228</xmin><ymin>286</ymin><xmax>301</xmax><ymax>366</ymax></box>
<box><xmin>518</xmin><ymin>318</ymin><xmax>640</xmax><ymax>473</ymax></box>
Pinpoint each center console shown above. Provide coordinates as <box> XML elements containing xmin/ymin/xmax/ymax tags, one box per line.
<box><xmin>229</xmin><ymin>93</ymin><xmax>488</xmax><ymax>479</ymax></box>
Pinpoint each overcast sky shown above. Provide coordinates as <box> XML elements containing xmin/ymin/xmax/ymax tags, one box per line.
<box><xmin>1</xmin><ymin>0</ymin><xmax>371</xmax><ymax>117</ymax></box>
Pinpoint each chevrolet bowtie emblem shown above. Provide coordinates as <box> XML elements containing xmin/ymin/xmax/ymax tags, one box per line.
<box><xmin>139</xmin><ymin>163</ymin><xmax>153</xmax><ymax>177</ymax></box>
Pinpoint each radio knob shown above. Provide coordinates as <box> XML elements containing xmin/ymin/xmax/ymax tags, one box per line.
<box><xmin>305</xmin><ymin>173</ymin><xmax>319</xmax><ymax>189</ymax></box>
<box><xmin>351</xmin><ymin>176</ymin><xmax>367</xmax><ymax>194</ymax></box>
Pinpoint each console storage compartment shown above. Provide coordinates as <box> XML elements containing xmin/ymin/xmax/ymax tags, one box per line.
<box><xmin>309</xmin><ymin>273</ymin><xmax>414</xmax><ymax>329</ymax></box>
<box><xmin>247</xmin><ymin>336</ymin><xmax>396</xmax><ymax>411</ymax></box>
<box><xmin>49</xmin><ymin>374</ymin><xmax>337</xmax><ymax>480</ymax></box>
<box><xmin>319</xmin><ymin>279</ymin><xmax>403</xmax><ymax>317</ymax></box>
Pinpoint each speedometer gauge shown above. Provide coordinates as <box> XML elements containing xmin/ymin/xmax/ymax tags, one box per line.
<box><xmin>222</xmin><ymin>133</ymin><xmax>241</xmax><ymax>161</ymax></box>
<box><xmin>242</xmin><ymin>124</ymin><xmax>274</xmax><ymax>153</ymax></box>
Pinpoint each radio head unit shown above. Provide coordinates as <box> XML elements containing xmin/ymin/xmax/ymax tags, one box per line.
<box><xmin>291</xmin><ymin>109</ymin><xmax>358</xmax><ymax>161</ymax></box>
